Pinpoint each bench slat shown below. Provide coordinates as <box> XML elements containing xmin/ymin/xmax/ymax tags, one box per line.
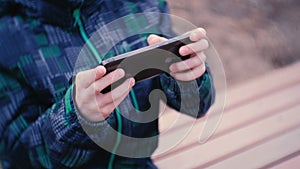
<box><xmin>154</xmin><ymin>82</ymin><xmax>300</xmax><ymax>160</ymax></box>
<box><xmin>155</xmin><ymin>104</ymin><xmax>300</xmax><ymax>168</ymax></box>
<box><xmin>207</xmin><ymin>126</ymin><xmax>300</xmax><ymax>169</ymax></box>
<box><xmin>154</xmin><ymin>62</ymin><xmax>300</xmax><ymax>168</ymax></box>
<box><xmin>272</xmin><ymin>154</ymin><xmax>300</xmax><ymax>169</ymax></box>
<box><xmin>158</xmin><ymin>62</ymin><xmax>300</xmax><ymax>137</ymax></box>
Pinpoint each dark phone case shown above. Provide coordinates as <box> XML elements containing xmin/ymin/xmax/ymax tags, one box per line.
<box><xmin>101</xmin><ymin>33</ymin><xmax>192</xmax><ymax>93</ymax></box>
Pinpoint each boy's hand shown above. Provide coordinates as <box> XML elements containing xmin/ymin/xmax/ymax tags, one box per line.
<box><xmin>75</xmin><ymin>66</ymin><xmax>135</xmax><ymax>122</ymax></box>
<box><xmin>147</xmin><ymin>28</ymin><xmax>208</xmax><ymax>81</ymax></box>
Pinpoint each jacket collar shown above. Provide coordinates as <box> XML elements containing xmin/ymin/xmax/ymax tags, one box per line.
<box><xmin>0</xmin><ymin>0</ymin><xmax>126</xmax><ymax>30</ymax></box>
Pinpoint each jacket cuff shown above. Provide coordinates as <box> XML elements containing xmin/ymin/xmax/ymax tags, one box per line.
<box><xmin>159</xmin><ymin>66</ymin><xmax>215</xmax><ymax>118</ymax></box>
<box><xmin>52</xmin><ymin>84</ymin><xmax>116</xmax><ymax>145</ymax></box>
<box><xmin>67</xmin><ymin>84</ymin><xmax>108</xmax><ymax>127</ymax></box>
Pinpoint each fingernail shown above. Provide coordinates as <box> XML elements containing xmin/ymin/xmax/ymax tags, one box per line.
<box><xmin>148</xmin><ymin>35</ymin><xmax>157</xmax><ymax>44</ymax></box>
<box><xmin>179</xmin><ymin>47</ymin><xmax>188</xmax><ymax>55</ymax></box>
<box><xmin>148</xmin><ymin>35</ymin><xmax>154</xmax><ymax>41</ymax></box>
<box><xmin>96</xmin><ymin>68</ymin><xmax>101</xmax><ymax>76</ymax></box>
<box><xmin>130</xmin><ymin>78</ymin><xmax>135</xmax><ymax>86</ymax></box>
<box><xmin>191</xmin><ymin>31</ymin><xmax>197</xmax><ymax>37</ymax></box>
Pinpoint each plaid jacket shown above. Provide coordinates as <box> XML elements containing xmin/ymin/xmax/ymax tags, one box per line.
<box><xmin>0</xmin><ymin>0</ymin><xmax>215</xmax><ymax>168</ymax></box>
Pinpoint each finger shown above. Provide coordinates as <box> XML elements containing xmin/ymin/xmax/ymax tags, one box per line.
<box><xmin>100</xmin><ymin>77</ymin><xmax>135</xmax><ymax>105</ymax></box>
<box><xmin>95</xmin><ymin>78</ymin><xmax>134</xmax><ymax>119</ymax></box>
<box><xmin>171</xmin><ymin>64</ymin><xmax>206</xmax><ymax>81</ymax></box>
<box><xmin>147</xmin><ymin>34</ymin><xmax>168</xmax><ymax>45</ymax></box>
<box><xmin>179</xmin><ymin>39</ymin><xmax>209</xmax><ymax>56</ymax></box>
<box><xmin>170</xmin><ymin>53</ymin><xmax>206</xmax><ymax>73</ymax></box>
<box><xmin>189</xmin><ymin>28</ymin><xmax>207</xmax><ymax>42</ymax></box>
<box><xmin>94</xmin><ymin>66</ymin><xmax>107</xmax><ymax>81</ymax></box>
<box><xmin>101</xmin><ymin>85</ymin><xmax>134</xmax><ymax>116</ymax></box>
<box><xmin>76</xmin><ymin>66</ymin><xmax>106</xmax><ymax>88</ymax></box>
<box><xmin>200</xmin><ymin>52</ymin><xmax>207</xmax><ymax>62</ymax></box>
<box><xmin>91</xmin><ymin>68</ymin><xmax>125</xmax><ymax>93</ymax></box>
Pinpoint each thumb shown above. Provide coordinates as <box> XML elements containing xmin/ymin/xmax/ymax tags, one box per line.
<box><xmin>147</xmin><ymin>34</ymin><xmax>168</xmax><ymax>45</ymax></box>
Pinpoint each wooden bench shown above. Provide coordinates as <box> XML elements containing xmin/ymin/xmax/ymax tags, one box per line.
<box><xmin>153</xmin><ymin>61</ymin><xmax>300</xmax><ymax>169</ymax></box>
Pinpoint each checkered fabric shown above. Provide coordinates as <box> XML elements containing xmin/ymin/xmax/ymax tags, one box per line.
<box><xmin>0</xmin><ymin>0</ymin><xmax>215</xmax><ymax>168</ymax></box>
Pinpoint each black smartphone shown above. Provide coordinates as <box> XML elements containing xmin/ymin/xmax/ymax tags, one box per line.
<box><xmin>101</xmin><ymin>33</ymin><xmax>192</xmax><ymax>93</ymax></box>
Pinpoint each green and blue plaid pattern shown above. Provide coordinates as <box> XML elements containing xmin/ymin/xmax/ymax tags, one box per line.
<box><xmin>0</xmin><ymin>0</ymin><xmax>214</xmax><ymax>168</ymax></box>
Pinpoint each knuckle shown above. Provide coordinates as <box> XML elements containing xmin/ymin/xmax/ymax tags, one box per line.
<box><xmin>178</xmin><ymin>63</ymin><xmax>187</xmax><ymax>72</ymax></box>
<box><xmin>188</xmin><ymin>43</ymin><xmax>196</xmax><ymax>50</ymax></box>
<box><xmin>190</xmin><ymin>43</ymin><xmax>202</xmax><ymax>52</ymax></box>
<box><xmin>98</xmin><ymin>105</ymin><xmax>106</xmax><ymax>115</ymax></box>
<box><xmin>102</xmin><ymin>92</ymin><xmax>112</xmax><ymax>102</ymax></box>
<box><xmin>174</xmin><ymin>63</ymin><xmax>182</xmax><ymax>71</ymax></box>
<box><xmin>96</xmin><ymin>98</ymin><xmax>103</xmax><ymax>108</ymax></box>
<box><xmin>110</xmin><ymin>71</ymin><xmax>118</xmax><ymax>81</ymax></box>
<box><xmin>194</xmin><ymin>56</ymin><xmax>202</xmax><ymax>65</ymax></box>
<box><xmin>105</xmin><ymin>74</ymin><xmax>114</xmax><ymax>83</ymax></box>
<box><xmin>93</xmin><ymin>82</ymin><xmax>103</xmax><ymax>94</ymax></box>
<box><xmin>101</xmin><ymin>106</ymin><xmax>113</xmax><ymax>117</ymax></box>
<box><xmin>188</xmin><ymin>60</ymin><xmax>196</xmax><ymax>69</ymax></box>
<box><xmin>99</xmin><ymin>108</ymin><xmax>107</xmax><ymax>117</ymax></box>
<box><xmin>109</xmin><ymin>69</ymin><xmax>123</xmax><ymax>82</ymax></box>
<box><xmin>116</xmin><ymin>80</ymin><xmax>131</xmax><ymax>93</ymax></box>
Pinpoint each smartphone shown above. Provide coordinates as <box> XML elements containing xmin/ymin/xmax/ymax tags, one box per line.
<box><xmin>101</xmin><ymin>33</ymin><xmax>192</xmax><ymax>93</ymax></box>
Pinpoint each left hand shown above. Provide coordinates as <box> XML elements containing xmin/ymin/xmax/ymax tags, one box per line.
<box><xmin>147</xmin><ymin>28</ymin><xmax>208</xmax><ymax>81</ymax></box>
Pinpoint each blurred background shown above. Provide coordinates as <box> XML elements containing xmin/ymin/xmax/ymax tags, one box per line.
<box><xmin>154</xmin><ymin>1</ymin><xmax>300</xmax><ymax>168</ymax></box>
<box><xmin>168</xmin><ymin>0</ymin><xmax>300</xmax><ymax>85</ymax></box>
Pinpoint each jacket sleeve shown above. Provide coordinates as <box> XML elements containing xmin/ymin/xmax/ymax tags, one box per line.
<box><xmin>0</xmin><ymin>69</ymin><xmax>116</xmax><ymax>169</ymax></box>
<box><xmin>159</xmin><ymin>64</ymin><xmax>215</xmax><ymax>118</ymax></box>
<box><xmin>155</xmin><ymin>0</ymin><xmax>215</xmax><ymax>117</ymax></box>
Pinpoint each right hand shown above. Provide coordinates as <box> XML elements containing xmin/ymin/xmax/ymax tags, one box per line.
<box><xmin>74</xmin><ymin>66</ymin><xmax>135</xmax><ymax>122</ymax></box>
